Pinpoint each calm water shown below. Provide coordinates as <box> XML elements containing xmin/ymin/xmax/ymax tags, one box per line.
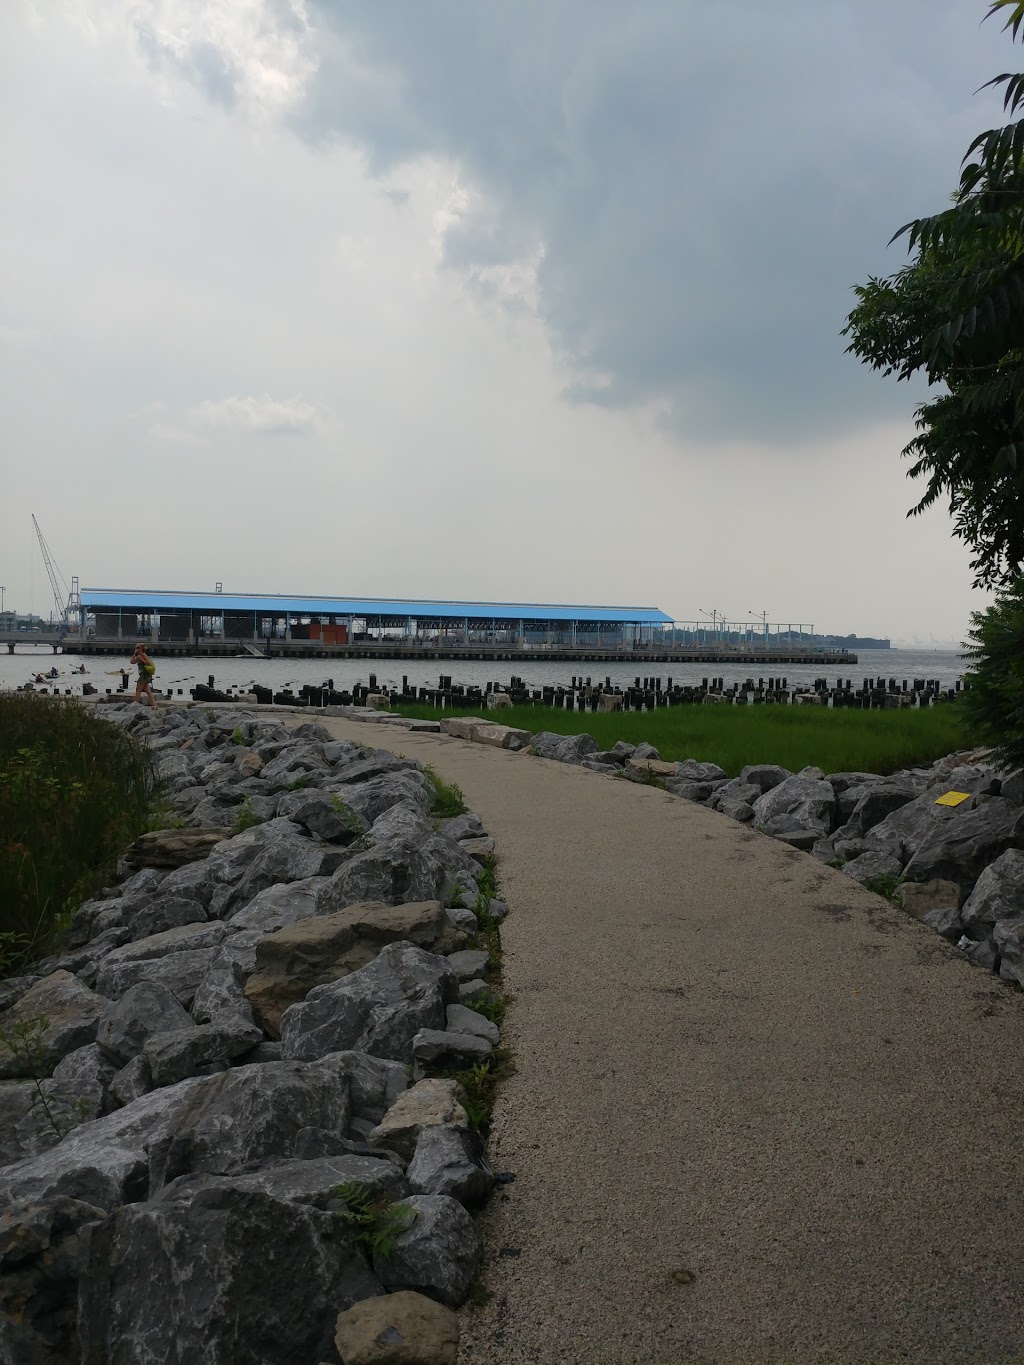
<box><xmin>0</xmin><ymin>646</ymin><xmax>967</xmax><ymax>699</ymax></box>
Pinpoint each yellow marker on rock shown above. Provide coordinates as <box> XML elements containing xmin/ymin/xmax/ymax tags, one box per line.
<box><xmin>935</xmin><ymin>790</ymin><xmax>971</xmax><ymax>807</ymax></box>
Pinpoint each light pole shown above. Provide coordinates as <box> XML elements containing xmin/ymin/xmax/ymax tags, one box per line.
<box><xmin>749</xmin><ymin>608</ymin><xmax>768</xmax><ymax>648</ymax></box>
<box><xmin>699</xmin><ymin>608</ymin><xmax>726</xmax><ymax>645</ymax></box>
<box><xmin>0</xmin><ymin>585</ymin><xmax>5</xmax><ymax>618</ymax></box>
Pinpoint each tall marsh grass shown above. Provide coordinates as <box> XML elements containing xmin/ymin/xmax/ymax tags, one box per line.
<box><xmin>395</xmin><ymin>699</ymin><xmax>969</xmax><ymax>777</ymax></box>
<box><xmin>0</xmin><ymin>696</ymin><xmax>153</xmax><ymax>975</ymax></box>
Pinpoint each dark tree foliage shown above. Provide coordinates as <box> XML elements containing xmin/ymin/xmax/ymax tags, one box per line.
<box><xmin>843</xmin><ymin>0</ymin><xmax>1024</xmax><ymax>589</ymax></box>
<box><xmin>962</xmin><ymin>578</ymin><xmax>1024</xmax><ymax>769</ymax></box>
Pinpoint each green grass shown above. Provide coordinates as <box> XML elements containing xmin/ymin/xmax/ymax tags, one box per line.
<box><xmin>0</xmin><ymin>695</ymin><xmax>153</xmax><ymax>975</ymax></box>
<box><xmin>394</xmin><ymin>700</ymin><xmax>969</xmax><ymax>777</ymax></box>
<box><xmin>422</xmin><ymin>764</ymin><xmax>468</xmax><ymax>817</ymax></box>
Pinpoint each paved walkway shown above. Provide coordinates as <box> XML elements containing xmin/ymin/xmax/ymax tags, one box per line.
<box><xmin>318</xmin><ymin>720</ymin><xmax>1024</xmax><ymax>1363</ymax></box>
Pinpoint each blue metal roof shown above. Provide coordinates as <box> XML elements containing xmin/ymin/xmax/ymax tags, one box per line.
<box><xmin>80</xmin><ymin>589</ymin><xmax>672</xmax><ymax>626</ymax></box>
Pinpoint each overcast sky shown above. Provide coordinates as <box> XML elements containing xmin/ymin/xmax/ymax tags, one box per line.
<box><xmin>1</xmin><ymin>1</ymin><xmax>1013</xmax><ymax>643</ymax></box>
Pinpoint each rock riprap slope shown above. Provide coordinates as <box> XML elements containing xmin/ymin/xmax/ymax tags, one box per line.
<box><xmin>0</xmin><ymin>702</ymin><xmax>506</xmax><ymax>1365</ymax></box>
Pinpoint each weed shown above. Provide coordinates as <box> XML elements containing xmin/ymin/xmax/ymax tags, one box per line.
<box><xmin>862</xmin><ymin>873</ymin><xmax>902</xmax><ymax>904</ymax></box>
<box><xmin>284</xmin><ymin>775</ymin><xmax>310</xmax><ymax>791</ymax></box>
<box><xmin>629</xmin><ymin>767</ymin><xmax>667</xmax><ymax>789</ymax></box>
<box><xmin>230</xmin><ymin>726</ymin><xmax>245</xmax><ymax>746</ymax></box>
<box><xmin>431</xmin><ymin>1050</ymin><xmax>516</xmax><ymax>1135</ymax></box>
<box><xmin>423</xmin><ymin>765</ymin><xmax>468</xmax><ymax>818</ymax></box>
<box><xmin>334</xmin><ymin>1183</ymin><xmax>414</xmax><ymax>1260</ymax></box>
<box><xmin>446</xmin><ymin>880</ymin><xmax>468</xmax><ymax>909</ymax></box>
<box><xmin>465</xmin><ymin>1276</ymin><xmax>494</xmax><ymax>1308</ymax></box>
<box><xmin>144</xmin><ymin>798</ymin><xmax>187</xmax><ymax>832</ymax></box>
<box><xmin>0</xmin><ymin>1015</ymin><xmax>90</xmax><ymax>1142</ymax></box>
<box><xmin>329</xmin><ymin>794</ymin><xmax>370</xmax><ymax>846</ymax></box>
<box><xmin>233</xmin><ymin>799</ymin><xmax>260</xmax><ymax>835</ymax></box>
<box><xmin>0</xmin><ymin>695</ymin><xmax>152</xmax><ymax>974</ymax></box>
<box><xmin>825</xmin><ymin>857</ymin><xmax>847</xmax><ymax>870</ymax></box>
<box><xmin>467</xmin><ymin>993</ymin><xmax>506</xmax><ymax>1027</ymax></box>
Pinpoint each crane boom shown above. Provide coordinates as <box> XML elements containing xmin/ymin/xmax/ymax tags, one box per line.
<box><xmin>32</xmin><ymin>515</ymin><xmax>70</xmax><ymax>629</ymax></box>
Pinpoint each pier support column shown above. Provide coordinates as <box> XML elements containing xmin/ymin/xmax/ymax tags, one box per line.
<box><xmin>6</xmin><ymin>642</ymin><xmax>13</xmax><ymax>654</ymax></box>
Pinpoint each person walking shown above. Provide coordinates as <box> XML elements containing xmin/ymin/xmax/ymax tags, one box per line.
<box><xmin>130</xmin><ymin>643</ymin><xmax>158</xmax><ymax>711</ymax></box>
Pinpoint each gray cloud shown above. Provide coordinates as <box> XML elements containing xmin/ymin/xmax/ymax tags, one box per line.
<box><xmin>275</xmin><ymin>0</ymin><xmax>1009</xmax><ymax>443</ymax></box>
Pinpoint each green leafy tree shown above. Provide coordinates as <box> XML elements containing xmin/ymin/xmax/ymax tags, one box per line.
<box><xmin>843</xmin><ymin>0</ymin><xmax>1024</xmax><ymax>588</ymax></box>
<box><xmin>962</xmin><ymin>578</ymin><xmax>1024</xmax><ymax>768</ymax></box>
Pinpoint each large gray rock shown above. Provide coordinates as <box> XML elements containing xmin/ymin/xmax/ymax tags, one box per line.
<box><xmin>146</xmin><ymin>1058</ymin><xmax>353</xmax><ymax>1193</ymax></box>
<box><xmin>901</xmin><ymin>798</ymin><xmax>1024</xmax><ymax>888</ymax></box>
<box><xmin>280</xmin><ymin>943</ymin><xmax>459</xmax><ymax>1064</ymax></box>
<box><xmin>406</xmin><ymin>1124</ymin><xmax>494</xmax><ymax>1207</ymax></box>
<box><xmin>711</xmin><ymin>779</ymin><xmax>762</xmax><ymax>821</ymax></box>
<box><xmin>225</xmin><ymin>1152</ymin><xmax>408</xmax><ymax>1206</ymax></box>
<box><xmin>95</xmin><ymin>948</ymin><xmax>220</xmax><ymax>1009</ymax></box>
<box><xmin>322</xmin><ymin>835</ymin><xmax>479</xmax><ymax>914</ymax></box>
<box><xmin>98</xmin><ymin>920</ymin><xmax>229</xmax><ymax>965</ymax></box>
<box><xmin>961</xmin><ymin>849</ymin><xmax>1024</xmax><ymax>935</ymax></box>
<box><xmin>258</xmin><ymin>742</ymin><xmax>331</xmax><ymax>786</ymax></box>
<box><xmin>76</xmin><ymin>1181</ymin><xmax>382</xmax><ymax>1364</ymax></box>
<box><xmin>752</xmin><ymin>776</ymin><xmax>836</xmax><ymax>835</ymax></box>
<box><xmin>142</xmin><ymin>1019</ymin><xmax>263</xmax><ymax>1087</ymax></box>
<box><xmin>370</xmin><ymin>803</ymin><xmax>436</xmax><ymax>847</ymax></box>
<box><xmin>739</xmin><ymin>763</ymin><xmax>792</xmax><ymax>793</ymax></box>
<box><xmin>329</xmin><ymin>771</ymin><xmax>436</xmax><ymax>824</ymax></box>
<box><xmin>922</xmin><ymin>905</ymin><xmax>965</xmax><ymax>942</ymax></box>
<box><xmin>245</xmin><ymin>901</ymin><xmax>465</xmax><ymax>1035</ymax></box>
<box><xmin>276</xmin><ymin>788</ymin><xmax>370</xmax><ymax>842</ymax></box>
<box><xmin>97</xmin><ymin>982</ymin><xmax>195</xmax><ymax>1065</ymax></box>
<box><xmin>373</xmin><ymin>1194</ymin><xmax>482</xmax><ymax>1308</ymax></box>
<box><xmin>190</xmin><ymin>931</ymin><xmax>262</xmax><ymax>1027</ymax></box>
<box><xmin>0</xmin><ymin>973</ymin><xmax>108</xmax><ymax>1080</ymax></box>
<box><xmin>0</xmin><ymin>1195</ymin><xmax>107</xmax><ymax>1365</ymax></box>
<box><xmin>411</xmin><ymin>1029</ymin><xmax>493</xmax><ymax>1068</ymax></box>
<box><xmin>840</xmin><ymin>851</ymin><xmax>904</xmax><ymax>885</ymax></box>
<box><xmin>331</xmin><ymin>750</ymin><xmax>419</xmax><ymax>785</ymax></box>
<box><xmin>12</xmin><ymin>1042</ymin><xmax>119</xmax><ymax>1157</ymax></box>
<box><xmin>529</xmin><ymin>731</ymin><xmax>599</xmax><ymax>765</ymax></box>
<box><xmin>440</xmin><ymin>813</ymin><xmax>486</xmax><ymax>841</ymax></box>
<box><xmin>226</xmin><ymin>875</ymin><xmax>330</xmax><ymax>932</ymax></box>
<box><xmin>675</xmin><ymin>759</ymin><xmax>728</xmax><ymax>782</ymax></box>
<box><xmin>0</xmin><ymin>1081</ymin><xmax>37</xmax><ymax>1166</ymax></box>
<box><xmin>994</xmin><ymin>916</ymin><xmax>1024</xmax><ymax>986</ymax></box>
<box><xmin>222</xmin><ymin>835</ymin><xmax>349</xmax><ymax>913</ymax></box>
<box><xmin>840</xmin><ymin>780</ymin><xmax>922</xmax><ymax>836</ymax></box>
<box><xmin>445</xmin><ymin>1003</ymin><xmax>500</xmax><ymax>1045</ymax></box>
<box><xmin>0</xmin><ymin>1077</ymin><xmax>206</xmax><ymax>1211</ymax></box>
<box><xmin>446</xmin><ymin>950</ymin><xmax>490</xmax><ymax>981</ymax></box>
<box><xmin>825</xmin><ymin>770</ymin><xmax>883</xmax><ymax>794</ymax></box>
<box><xmin>126</xmin><ymin>893</ymin><xmax>208</xmax><ymax>942</ymax></box>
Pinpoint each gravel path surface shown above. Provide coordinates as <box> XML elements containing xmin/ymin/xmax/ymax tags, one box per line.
<box><xmin>317</xmin><ymin>719</ymin><xmax>1024</xmax><ymax>1364</ymax></box>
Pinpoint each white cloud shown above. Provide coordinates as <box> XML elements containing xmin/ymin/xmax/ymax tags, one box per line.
<box><xmin>0</xmin><ymin>324</ymin><xmax>45</xmax><ymax>347</ymax></box>
<box><xmin>188</xmin><ymin>393</ymin><xmax>321</xmax><ymax>435</ymax></box>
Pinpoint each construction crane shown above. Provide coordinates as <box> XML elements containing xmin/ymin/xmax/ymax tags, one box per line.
<box><xmin>32</xmin><ymin>515</ymin><xmax>79</xmax><ymax>632</ymax></box>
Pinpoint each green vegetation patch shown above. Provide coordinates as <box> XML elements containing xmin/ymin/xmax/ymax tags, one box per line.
<box><xmin>0</xmin><ymin>695</ymin><xmax>153</xmax><ymax>975</ymax></box>
<box><xmin>395</xmin><ymin>700</ymin><xmax>967</xmax><ymax>777</ymax></box>
<box><xmin>422</xmin><ymin>764</ymin><xmax>468</xmax><ymax>818</ymax></box>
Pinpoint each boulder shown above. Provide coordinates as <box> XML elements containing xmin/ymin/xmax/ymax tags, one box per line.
<box><xmin>440</xmin><ymin>813</ymin><xmax>485</xmax><ymax>841</ymax></box>
<box><xmin>226</xmin><ymin>1152</ymin><xmax>408</xmax><ymax>1206</ymax></box>
<box><xmin>335</xmin><ymin>1290</ymin><xmax>459</xmax><ymax>1365</ymax></box>
<box><xmin>0</xmin><ymin>973</ymin><xmax>107</xmax><ymax>1080</ymax></box>
<box><xmin>0</xmin><ymin>1081</ymin><xmax>37</xmax><ymax>1167</ymax></box>
<box><xmin>0</xmin><ymin>1077</ymin><xmax>206</xmax><ymax>1211</ymax></box>
<box><xmin>332</xmin><ymin>751</ymin><xmax>417</xmax><ymax>785</ymax></box>
<box><xmin>900</xmin><ymin>879</ymin><xmax>962</xmax><ymax>922</ymax></box>
<box><xmin>0</xmin><ymin>1195</ymin><xmax>107</xmax><ymax>1365</ymax></box>
<box><xmin>922</xmin><ymin>906</ymin><xmax>965</xmax><ymax>942</ymax></box>
<box><xmin>280</xmin><ymin>943</ymin><xmax>459</xmax><ymax>1064</ymax></box>
<box><xmin>368</xmin><ymin>1079</ymin><xmax>469</xmax><ymax>1161</ymax></box>
<box><xmin>626</xmin><ymin>757</ymin><xmax>676</xmax><ymax>778</ymax></box>
<box><xmin>469</xmin><ymin>722</ymin><xmax>532</xmax><ymax>750</ymax></box>
<box><xmin>529</xmin><ymin>731</ymin><xmax>599</xmax><ymax>764</ymax></box>
<box><xmin>411</xmin><ymin>1029</ymin><xmax>493</xmax><ymax>1071</ymax></box>
<box><xmin>406</xmin><ymin>1125</ymin><xmax>494</xmax><ymax>1207</ymax></box>
<box><xmin>458</xmin><ymin>980</ymin><xmax>494</xmax><ymax>1005</ymax></box>
<box><xmin>675</xmin><ymin>759</ymin><xmax>728</xmax><ymax>782</ymax></box>
<box><xmin>126</xmin><ymin>893</ymin><xmax>208</xmax><ymax>942</ymax></box>
<box><xmin>840</xmin><ymin>780</ymin><xmax>922</xmax><ymax>836</ymax></box>
<box><xmin>76</xmin><ymin>1182</ymin><xmax>382</xmax><ymax>1364</ymax></box>
<box><xmin>124</xmin><ymin>828</ymin><xmax>232</xmax><ymax>869</ymax></box>
<box><xmin>961</xmin><ymin>849</ymin><xmax>1024</xmax><ymax>935</ymax></box>
<box><xmin>762</xmin><ymin>821</ymin><xmax>820</xmax><ymax>851</ymax></box>
<box><xmin>142</xmin><ymin>1019</ymin><xmax>263</xmax><ymax>1087</ymax></box>
<box><xmin>98</xmin><ymin>920</ymin><xmax>229</xmax><ymax>965</ymax></box>
<box><xmin>711</xmin><ymin>780</ymin><xmax>762</xmax><ymax>821</ymax></box>
<box><xmin>145</xmin><ymin>1059</ymin><xmax>353</xmax><ymax>1192</ymax></box>
<box><xmin>191</xmin><ymin>933</ymin><xmax>262</xmax><ymax>1027</ymax></box>
<box><xmin>322</xmin><ymin>836</ymin><xmax>479</xmax><ymax>915</ymax></box>
<box><xmin>370</xmin><ymin>804</ymin><xmax>436</xmax><ymax>847</ymax></box>
<box><xmin>276</xmin><ymin>788</ymin><xmax>369</xmax><ymax>843</ymax></box>
<box><xmin>901</xmin><ymin>798</ymin><xmax>1024</xmax><ymax>887</ymax></box>
<box><xmin>95</xmin><ymin>948</ymin><xmax>220</xmax><ymax>1009</ymax></box>
<box><xmin>445</xmin><ymin>950</ymin><xmax>490</xmax><ymax>982</ymax></box>
<box><xmin>322</xmin><ymin>1051</ymin><xmax>408</xmax><ymax>1126</ymax></box>
<box><xmin>825</xmin><ymin>770</ymin><xmax>883</xmax><ymax>794</ymax></box>
<box><xmin>226</xmin><ymin>875</ymin><xmax>329</xmax><ymax>932</ymax></box>
<box><xmin>373</xmin><ymin>1194</ymin><xmax>482</xmax><ymax>1308</ymax></box>
<box><xmin>739</xmin><ymin>764</ymin><xmax>792</xmax><ymax>793</ymax></box>
<box><xmin>840</xmin><ymin>851</ymin><xmax>904</xmax><ymax>885</ymax></box>
<box><xmin>245</xmin><ymin>902</ymin><xmax>465</xmax><ymax>1036</ymax></box>
<box><xmin>222</xmin><ymin>836</ymin><xmax>349</xmax><ymax>912</ymax></box>
<box><xmin>331</xmin><ymin>771</ymin><xmax>436</xmax><ymax>825</ymax></box>
<box><xmin>752</xmin><ymin>776</ymin><xmax>836</xmax><ymax>835</ymax></box>
<box><xmin>961</xmin><ymin>936</ymin><xmax>999</xmax><ymax>970</ymax></box>
<box><xmin>445</xmin><ymin>1003</ymin><xmax>499</xmax><ymax>1045</ymax></box>
<box><xmin>97</xmin><ymin>982</ymin><xmax>196</xmax><ymax>1065</ymax></box>
<box><xmin>109</xmin><ymin>1055</ymin><xmax>153</xmax><ymax>1108</ymax></box>
<box><xmin>994</xmin><ymin>917</ymin><xmax>1024</xmax><ymax>987</ymax></box>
